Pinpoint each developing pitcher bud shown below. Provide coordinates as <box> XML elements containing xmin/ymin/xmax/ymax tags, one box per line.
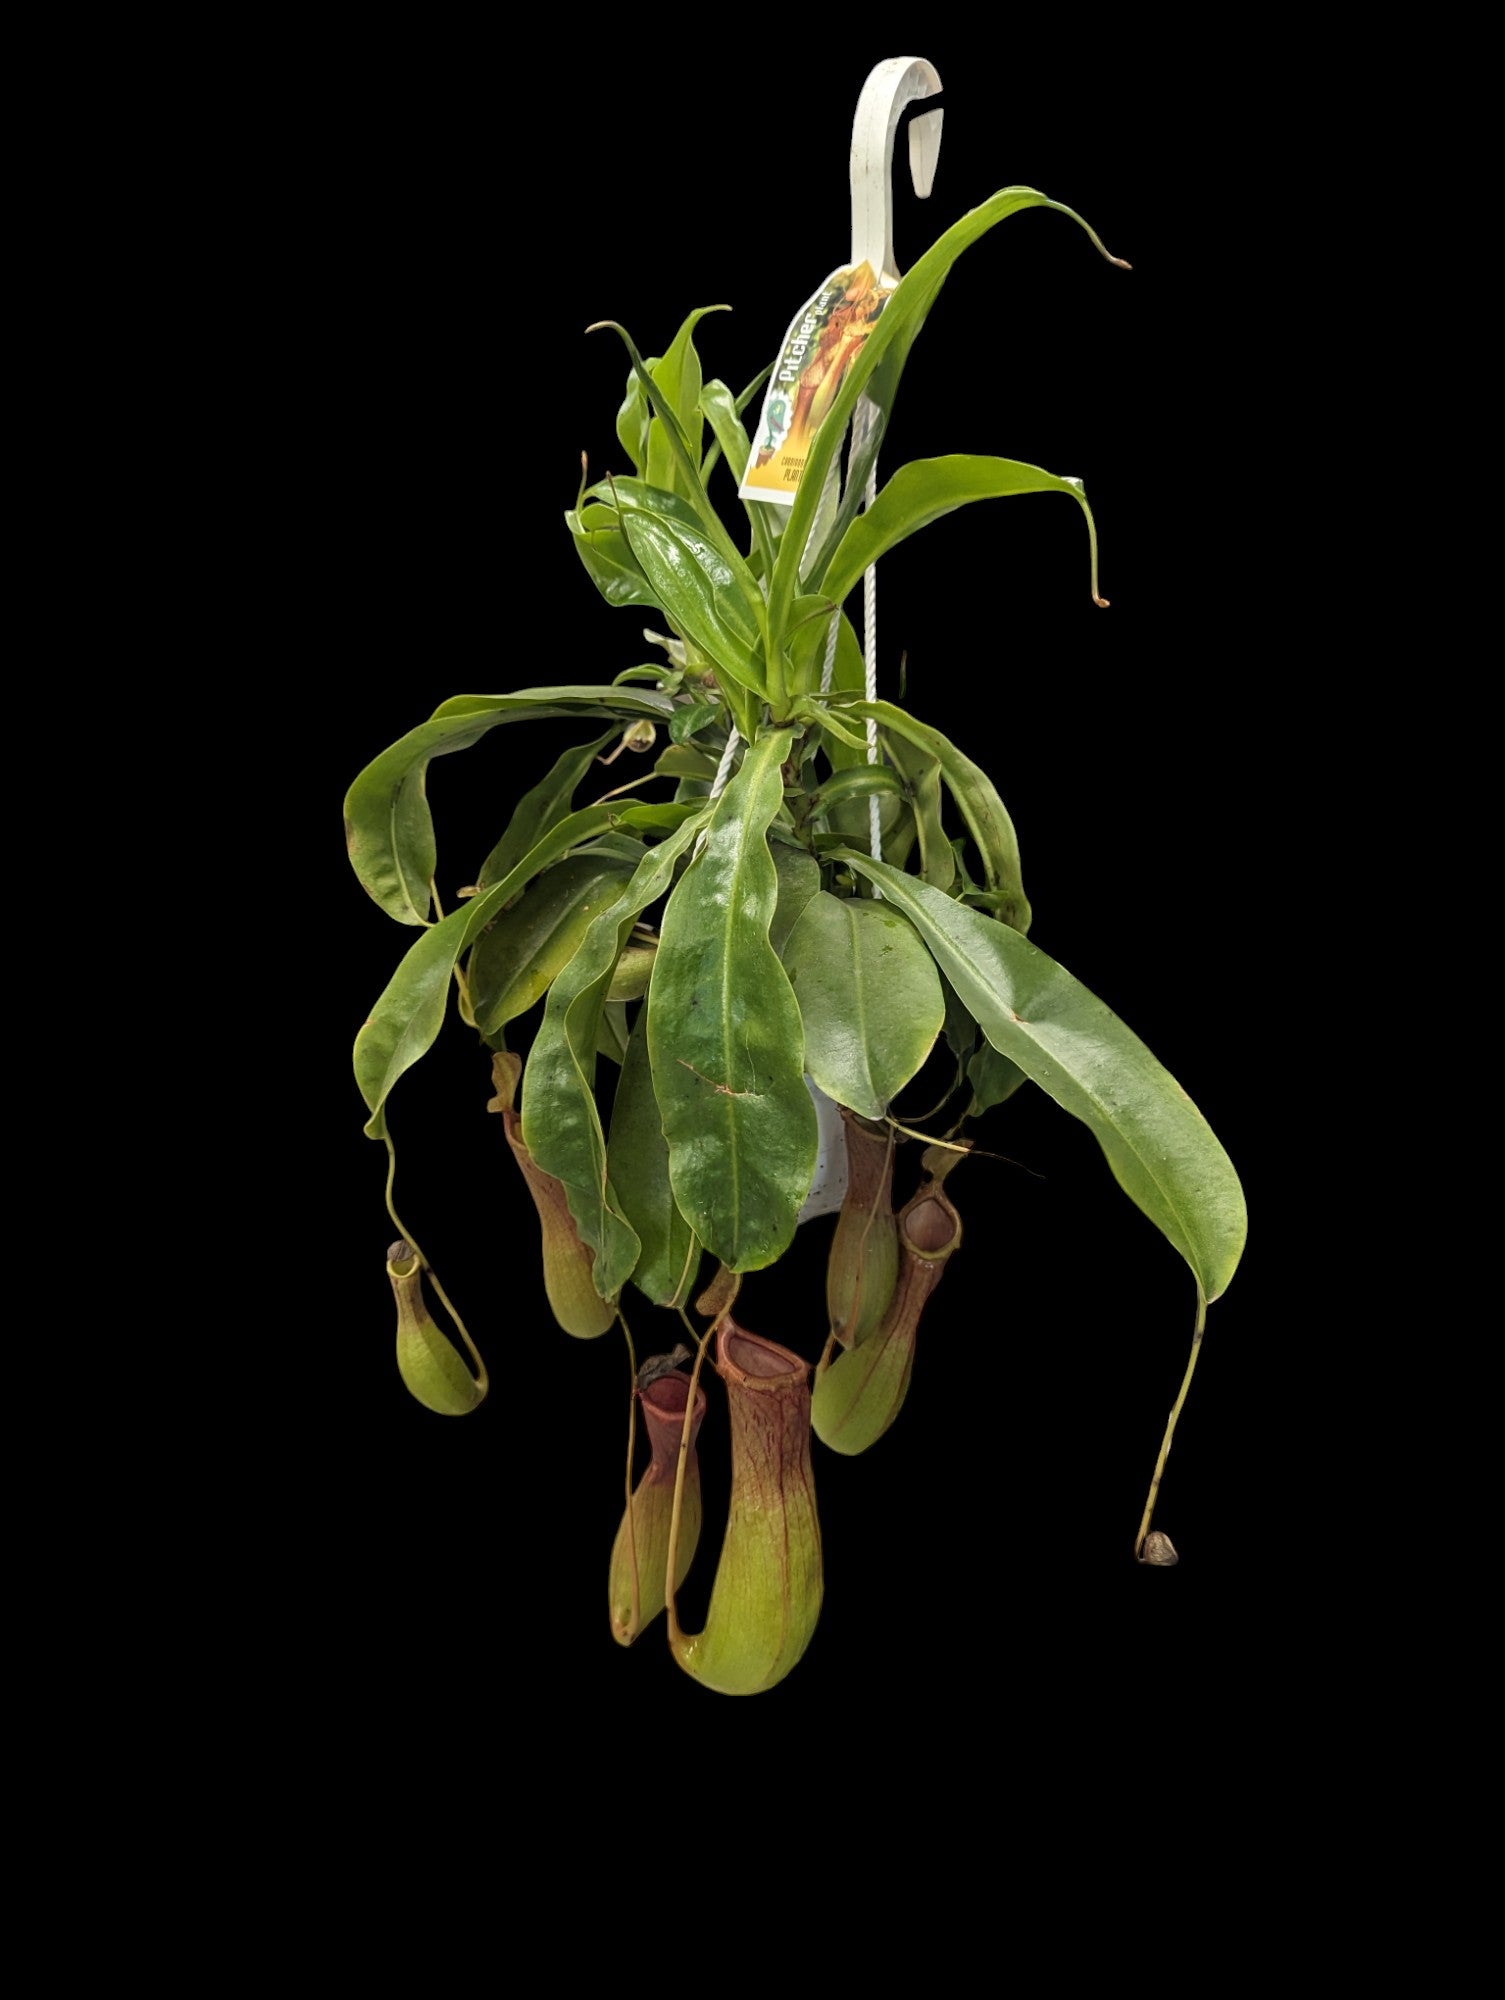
<box><xmin>811</xmin><ymin>1170</ymin><xmax>963</xmax><ymax>1456</ymax></box>
<box><xmin>487</xmin><ymin>1051</ymin><xmax>615</xmax><ymax>1339</ymax></box>
<box><xmin>608</xmin><ymin>1371</ymin><xmax>707</xmax><ymax>1646</ymax></box>
<box><xmin>825</xmin><ymin>1109</ymin><xmax>899</xmax><ymax>1349</ymax></box>
<box><xmin>387</xmin><ymin>1242</ymin><xmax>486</xmax><ymax>1416</ymax></box>
<box><xmin>670</xmin><ymin>1318</ymin><xmax>822</xmax><ymax>1696</ymax></box>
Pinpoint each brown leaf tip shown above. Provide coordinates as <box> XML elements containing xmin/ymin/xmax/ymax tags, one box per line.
<box><xmin>637</xmin><ymin>1344</ymin><xmax>693</xmax><ymax>1391</ymax></box>
<box><xmin>1093</xmin><ymin>594</ymin><xmax>1111</xmax><ymax>608</ymax></box>
<box><xmin>1141</xmin><ymin>1530</ymin><xmax>1180</xmax><ymax>1566</ymax></box>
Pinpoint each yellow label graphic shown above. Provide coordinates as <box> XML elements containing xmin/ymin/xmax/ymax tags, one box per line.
<box><xmin>740</xmin><ymin>260</ymin><xmax>896</xmax><ymax>508</ymax></box>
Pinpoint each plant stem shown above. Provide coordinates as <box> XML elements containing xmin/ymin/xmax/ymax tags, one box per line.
<box><xmin>1134</xmin><ymin>1293</ymin><xmax>1207</xmax><ymax>1560</ymax></box>
<box><xmin>382</xmin><ymin>1138</ymin><xmax>488</xmax><ymax>1396</ymax></box>
<box><xmin>665</xmin><ymin>1305</ymin><xmax>717</xmax><ymax>1651</ymax></box>
<box><xmin>618</xmin><ymin>1303</ymin><xmax>640</xmax><ymax>1640</ymax></box>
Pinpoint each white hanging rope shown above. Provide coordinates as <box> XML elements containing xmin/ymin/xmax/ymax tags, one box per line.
<box><xmin>709</xmin><ymin>726</ymin><xmax>740</xmax><ymax>801</ymax></box>
<box><xmin>855</xmin><ymin>396</ymin><xmax>882</xmax><ymax>864</ymax></box>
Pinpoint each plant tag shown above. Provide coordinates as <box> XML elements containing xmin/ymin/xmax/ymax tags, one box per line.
<box><xmin>739</xmin><ymin>260</ymin><xmax>897</xmax><ymax>508</ymax></box>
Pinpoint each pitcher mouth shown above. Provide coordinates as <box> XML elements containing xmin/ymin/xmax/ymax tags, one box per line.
<box><xmin>717</xmin><ymin>1320</ymin><xmax>808</xmax><ymax>1390</ymax></box>
<box><xmin>640</xmin><ymin>1374</ymin><xmax>707</xmax><ymax>1422</ymax></box>
<box><xmin>902</xmin><ymin>1193</ymin><xmax>960</xmax><ymax>1257</ymax></box>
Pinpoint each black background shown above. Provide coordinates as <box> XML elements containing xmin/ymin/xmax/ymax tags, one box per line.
<box><xmin>288</xmin><ymin>41</ymin><xmax>1298</xmax><ymax>1750</ymax></box>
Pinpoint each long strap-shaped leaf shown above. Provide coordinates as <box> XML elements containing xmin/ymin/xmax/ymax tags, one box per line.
<box><xmin>853</xmin><ymin>702</ymin><xmax>1029</xmax><ymax>929</ymax></box>
<box><xmin>608</xmin><ymin>1014</ymin><xmax>698</xmax><ymax>1308</ymax></box>
<box><xmin>344</xmin><ymin>686</ymin><xmax>674</xmax><ymax>924</ymax></box>
<box><xmin>648</xmin><ymin>729</ymin><xmax>818</xmax><ymax>1272</ymax></box>
<box><xmin>839</xmin><ymin>854</ymin><xmax>1247</xmax><ymax>1303</ymax></box>
<box><xmin>766</xmin><ymin>187</ymin><xmax>1125</xmax><ymax>662</ymax></box>
<box><xmin>353</xmin><ymin>803</ymin><xmax>696</xmax><ymax>1139</ymax></box>
<box><xmin>817</xmin><ymin>454</ymin><xmax>1104</xmax><ymax>611</ymax></box>
<box><xmin>523</xmin><ymin>816</ymin><xmax>708</xmax><ymax>1301</ymax></box>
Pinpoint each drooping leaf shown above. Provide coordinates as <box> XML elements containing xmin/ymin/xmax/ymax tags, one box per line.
<box><xmin>477</xmin><ymin>730</ymin><xmax>618</xmax><ymax>890</ymax></box>
<box><xmin>354</xmin><ymin>803</ymin><xmax>633</xmax><ymax>1137</ymax></box>
<box><xmin>810</xmin><ymin>765</ymin><xmax>905</xmax><ymax>815</ymax></box>
<box><xmin>818</xmin><ymin>455</ymin><xmax>1104</xmax><ymax>610</ymax></box>
<box><xmin>522</xmin><ymin>816</ymin><xmax>707</xmax><ymax>1300</ymax></box>
<box><xmin>782</xmin><ymin>892</ymin><xmax>945</xmax><ymax>1120</ymax></box>
<box><xmin>839</xmin><ymin>855</ymin><xmax>1247</xmax><ymax>1303</ymax></box>
<box><xmin>968</xmin><ymin>1042</ymin><xmax>1028</xmax><ymax>1114</ymax></box>
<box><xmin>469</xmin><ymin>852</ymin><xmax>637</xmax><ymax>1038</ymax></box>
<box><xmin>767</xmin><ymin>185</ymin><xmax>1126</xmax><ymax>654</ymax></box>
<box><xmin>647</xmin><ymin>729</ymin><xmax>818</xmax><ymax>1272</ymax></box>
<box><xmin>853</xmin><ymin>702</ymin><xmax>1028</xmax><ymax>930</ymax></box>
<box><xmin>882</xmin><ymin>731</ymin><xmax>953</xmax><ymax>892</ymax></box>
<box><xmin>344</xmin><ymin>686</ymin><xmax>673</xmax><ymax>925</ymax></box>
<box><xmin>608</xmin><ymin>1013</ymin><xmax>698</xmax><ymax>1308</ymax></box>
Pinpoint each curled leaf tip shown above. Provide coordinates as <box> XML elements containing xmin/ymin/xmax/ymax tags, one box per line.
<box><xmin>637</xmin><ymin>1344</ymin><xmax>693</xmax><ymax>1390</ymax></box>
<box><xmin>1093</xmin><ymin>594</ymin><xmax>1111</xmax><ymax>608</ymax></box>
<box><xmin>1140</xmin><ymin>1531</ymin><xmax>1180</xmax><ymax>1566</ymax></box>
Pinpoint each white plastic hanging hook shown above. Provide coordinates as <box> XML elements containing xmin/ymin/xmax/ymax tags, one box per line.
<box><xmin>850</xmin><ymin>56</ymin><xmax>943</xmax><ymax>285</ymax></box>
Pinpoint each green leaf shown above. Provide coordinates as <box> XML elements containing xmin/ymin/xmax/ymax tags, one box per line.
<box><xmin>655</xmin><ymin>743</ymin><xmax>719</xmax><ymax>781</ymax></box>
<box><xmin>669</xmin><ymin>699</ymin><xmax>721</xmax><ymax>745</ymax></box>
<box><xmin>767</xmin><ymin>185</ymin><xmax>1125</xmax><ymax>654</ymax></box>
<box><xmin>818</xmin><ymin>455</ymin><xmax>1103</xmax><ymax>610</ymax></box>
<box><xmin>611</xmin><ymin>801</ymin><xmax>705</xmax><ymax>835</ymax></box>
<box><xmin>618</xmin><ymin>505</ymin><xmax>767</xmax><ymax>704</ymax></box>
<box><xmin>882</xmin><ymin>731</ymin><xmax>953</xmax><ymax>893</ymax></box>
<box><xmin>582</xmin><ymin>475</ymin><xmax>704</xmax><ymax>527</ymax></box>
<box><xmin>782</xmin><ymin>892</ymin><xmax>944</xmax><ymax>1120</ymax></box>
<box><xmin>647</xmin><ymin>730</ymin><xmax>818</xmax><ymax>1272</ymax></box>
<box><xmin>565</xmin><ymin>505</ymin><xmax>657</xmax><ymax>609</ymax></box>
<box><xmin>587</xmin><ymin>321</ymin><xmax>755</xmax><ymax>586</ymax></box>
<box><xmin>838</xmin><ymin>855</ymin><xmax>1247</xmax><ymax>1303</ymax></box>
<box><xmin>647</xmin><ymin>306</ymin><xmax>729</xmax><ymax>500</ymax></box>
<box><xmin>345</xmin><ymin>686</ymin><xmax>673</xmax><ymax>925</ymax></box>
<box><xmin>616</xmin><ymin>359</ymin><xmax>653</xmax><ymax>475</ymax></box>
<box><xmin>477</xmin><ymin>731</ymin><xmax>617</xmax><ymax>890</ymax></box>
<box><xmin>469</xmin><ymin>852</ymin><xmax>637</xmax><ymax>1038</ymax></box>
<box><xmin>701</xmin><ymin>375</ymin><xmax>779</xmax><ymax>579</ymax></box>
<box><xmin>810</xmin><ymin>765</ymin><xmax>905</xmax><ymax>814</ymax></box>
<box><xmin>699</xmin><ymin>377</ymin><xmax>751</xmax><ymax>484</ymax></box>
<box><xmin>854</xmin><ymin>702</ymin><xmax>1027</xmax><ymax>930</ymax></box>
<box><xmin>354</xmin><ymin>803</ymin><xmax>631</xmax><ymax>1136</ymax></box>
<box><xmin>522</xmin><ymin>816</ymin><xmax>707</xmax><ymax>1300</ymax></box>
<box><xmin>968</xmin><ymin>1042</ymin><xmax>1028</xmax><ymax>1115</ymax></box>
<box><xmin>596</xmin><ymin>1000</ymin><xmax>630</xmax><ymax>1065</ymax></box>
<box><xmin>768</xmin><ymin>840</ymin><xmax>820</xmax><ymax>959</ymax></box>
<box><xmin>608</xmin><ymin>1013</ymin><xmax>697</xmax><ymax>1308</ymax></box>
